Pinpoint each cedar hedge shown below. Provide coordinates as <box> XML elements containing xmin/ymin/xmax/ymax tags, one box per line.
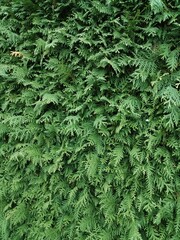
<box><xmin>0</xmin><ymin>0</ymin><xmax>179</xmax><ymax>239</ymax></box>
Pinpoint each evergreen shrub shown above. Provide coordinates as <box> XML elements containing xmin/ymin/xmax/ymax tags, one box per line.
<box><xmin>0</xmin><ymin>0</ymin><xmax>179</xmax><ymax>239</ymax></box>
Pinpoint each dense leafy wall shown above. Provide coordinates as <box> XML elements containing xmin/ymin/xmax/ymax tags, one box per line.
<box><xmin>0</xmin><ymin>0</ymin><xmax>179</xmax><ymax>239</ymax></box>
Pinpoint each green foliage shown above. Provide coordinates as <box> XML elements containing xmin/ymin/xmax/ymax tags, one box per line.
<box><xmin>0</xmin><ymin>0</ymin><xmax>179</xmax><ymax>239</ymax></box>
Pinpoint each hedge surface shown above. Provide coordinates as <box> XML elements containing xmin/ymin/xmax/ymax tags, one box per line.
<box><xmin>0</xmin><ymin>0</ymin><xmax>179</xmax><ymax>239</ymax></box>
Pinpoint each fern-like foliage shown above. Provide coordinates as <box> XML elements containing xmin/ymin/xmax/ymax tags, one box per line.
<box><xmin>0</xmin><ymin>0</ymin><xmax>179</xmax><ymax>239</ymax></box>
